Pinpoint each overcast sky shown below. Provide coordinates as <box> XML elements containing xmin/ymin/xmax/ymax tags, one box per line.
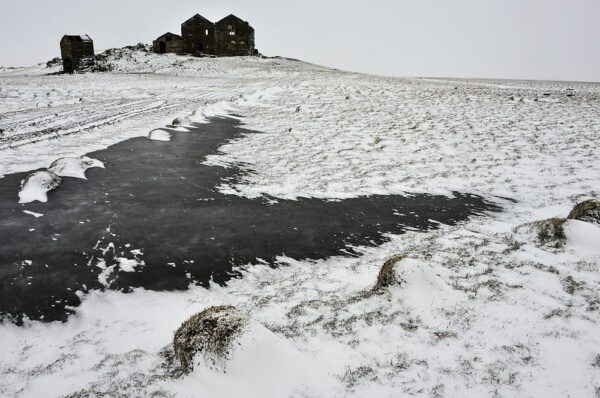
<box><xmin>1</xmin><ymin>0</ymin><xmax>599</xmax><ymax>81</ymax></box>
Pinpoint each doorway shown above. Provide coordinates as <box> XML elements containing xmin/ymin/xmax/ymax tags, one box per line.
<box><xmin>159</xmin><ymin>41</ymin><xmax>166</xmax><ymax>53</ymax></box>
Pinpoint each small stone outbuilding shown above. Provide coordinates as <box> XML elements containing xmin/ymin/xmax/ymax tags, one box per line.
<box><xmin>60</xmin><ymin>35</ymin><xmax>95</xmax><ymax>73</ymax></box>
<box><xmin>152</xmin><ymin>32</ymin><xmax>184</xmax><ymax>54</ymax></box>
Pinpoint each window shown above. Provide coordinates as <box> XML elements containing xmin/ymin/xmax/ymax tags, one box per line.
<box><xmin>229</xmin><ymin>31</ymin><xmax>235</xmax><ymax>36</ymax></box>
<box><xmin>205</xmin><ymin>29</ymin><xmax>209</xmax><ymax>36</ymax></box>
<box><xmin>228</xmin><ymin>25</ymin><xmax>235</xmax><ymax>36</ymax></box>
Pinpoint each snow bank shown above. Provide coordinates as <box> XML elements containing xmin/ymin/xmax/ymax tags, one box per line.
<box><xmin>148</xmin><ymin>129</ymin><xmax>172</xmax><ymax>141</ymax></box>
<box><xmin>48</xmin><ymin>156</ymin><xmax>104</xmax><ymax>179</ymax></box>
<box><xmin>189</xmin><ymin>101</ymin><xmax>239</xmax><ymax>124</ymax></box>
<box><xmin>18</xmin><ymin>170</ymin><xmax>61</xmax><ymax>203</ymax></box>
<box><xmin>175</xmin><ymin>319</ymin><xmax>339</xmax><ymax>398</ymax></box>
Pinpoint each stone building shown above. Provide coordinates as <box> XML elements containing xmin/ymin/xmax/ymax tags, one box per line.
<box><xmin>60</xmin><ymin>35</ymin><xmax>95</xmax><ymax>73</ymax></box>
<box><xmin>181</xmin><ymin>14</ymin><xmax>216</xmax><ymax>56</ymax></box>
<box><xmin>152</xmin><ymin>32</ymin><xmax>184</xmax><ymax>54</ymax></box>
<box><xmin>153</xmin><ymin>13</ymin><xmax>255</xmax><ymax>57</ymax></box>
<box><xmin>215</xmin><ymin>14</ymin><xmax>255</xmax><ymax>56</ymax></box>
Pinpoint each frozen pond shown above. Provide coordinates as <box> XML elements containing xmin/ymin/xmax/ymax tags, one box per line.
<box><xmin>0</xmin><ymin>118</ymin><xmax>499</xmax><ymax>323</ymax></box>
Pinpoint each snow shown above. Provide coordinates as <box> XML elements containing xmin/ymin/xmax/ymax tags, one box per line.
<box><xmin>48</xmin><ymin>156</ymin><xmax>104</xmax><ymax>179</ymax></box>
<box><xmin>17</xmin><ymin>170</ymin><xmax>61</xmax><ymax>203</ymax></box>
<box><xmin>22</xmin><ymin>210</ymin><xmax>44</xmax><ymax>218</ymax></box>
<box><xmin>1</xmin><ymin>49</ymin><xmax>600</xmax><ymax>397</ymax></box>
<box><xmin>148</xmin><ymin>128</ymin><xmax>172</xmax><ymax>141</ymax></box>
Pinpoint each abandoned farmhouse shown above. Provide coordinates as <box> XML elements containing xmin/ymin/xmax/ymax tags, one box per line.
<box><xmin>153</xmin><ymin>14</ymin><xmax>256</xmax><ymax>57</ymax></box>
<box><xmin>60</xmin><ymin>13</ymin><xmax>256</xmax><ymax>73</ymax></box>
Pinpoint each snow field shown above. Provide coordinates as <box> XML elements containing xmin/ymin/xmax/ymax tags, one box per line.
<box><xmin>1</xmin><ymin>50</ymin><xmax>600</xmax><ymax>397</ymax></box>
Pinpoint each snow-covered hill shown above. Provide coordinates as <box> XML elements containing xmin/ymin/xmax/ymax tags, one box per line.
<box><xmin>1</xmin><ymin>48</ymin><xmax>599</xmax><ymax>397</ymax></box>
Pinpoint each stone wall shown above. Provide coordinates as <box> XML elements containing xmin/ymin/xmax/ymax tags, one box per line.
<box><xmin>152</xmin><ymin>33</ymin><xmax>184</xmax><ymax>54</ymax></box>
<box><xmin>181</xmin><ymin>15</ymin><xmax>217</xmax><ymax>56</ymax></box>
<box><xmin>60</xmin><ymin>36</ymin><xmax>95</xmax><ymax>73</ymax></box>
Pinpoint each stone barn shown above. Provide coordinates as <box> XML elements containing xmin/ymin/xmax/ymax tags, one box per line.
<box><xmin>153</xmin><ymin>32</ymin><xmax>184</xmax><ymax>54</ymax></box>
<box><xmin>181</xmin><ymin>14</ymin><xmax>217</xmax><ymax>56</ymax></box>
<box><xmin>215</xmin><ymin>14</ymin><xmax>255</xmax><ymax>56</ymax></box>
<box><xmin>60</xmin><ymin>35</ymin><xmax>95</xmax><ymax>73</ymax></box>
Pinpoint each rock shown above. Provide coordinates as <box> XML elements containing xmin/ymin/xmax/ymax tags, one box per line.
<box><xmin>567</xmin><ymin>199</ymin><xmax>600</xmax><ymax>225</ymax></box>
<box><xmin>171</xmin><ymin>117</ymin><xmax>191</xmax><ymax>126</ymax></box>
<box><xmin>173</xmin><ymin>305</ymin><xmax>246</xmax><ymax>373</ymax></box>
<box><xmin>373</xmin><ymin>255</ymin><xmax>404</xmax><ymax>291</ymax></box>
<box><xmin>46</xmin><ymin>57</ymin><xmax>62</xmax><ymax>68</ymax></box>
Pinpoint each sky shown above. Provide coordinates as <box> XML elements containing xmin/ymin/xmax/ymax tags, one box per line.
<box><xmin>0</xmin><ymin>0</ymin><xmax>599</xmax><ymax>81</ymax></box>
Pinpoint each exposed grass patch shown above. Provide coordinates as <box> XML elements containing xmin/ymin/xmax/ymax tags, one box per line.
<box><xmin>562</xmin><ymin>276</ymin><xmax>584</xmax><ymax>295</ymax></box>
<box><xmin>534</xmin><ymin>218</ymin><xmax>567</xmax><ymax>248</ymax></box>
<box><xmin>568</xmin><ymin>199</ymin><xmax>600</xmax><ymax>225</ymax></box>
<box><xmin>432</xmin><ymin>329</ymin><xmax>458</xmax><ymax>342</ymax></box>
<box><xmin>173</xmin><ymin>305</ymin><xmax>246</xmax><ymax>373</ymax></box>
<box><xmin>372</xmin><ymin>254</ymin><xmax>404</xmax><ymax>292</ymax></box>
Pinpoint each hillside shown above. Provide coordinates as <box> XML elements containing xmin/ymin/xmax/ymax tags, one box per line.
<box><xmin>1</xmin><ymin>48</ymin><xmax>599</xmax><ymax>397</ymax></box>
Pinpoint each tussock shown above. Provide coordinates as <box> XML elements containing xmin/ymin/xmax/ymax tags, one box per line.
<box><xmin>568</xmin><ymin>199</ymin><xmax>600</xmax><ymax>225</ymax></box>
<box><xmin>372</xmin><ymin>254</ymin><xmax>404</xmax><ymax>292</ymax></box>
<box><xmin>173</xmin><ymin>305</ymin><xmax>246</xmax><ymax>373</ymax></box>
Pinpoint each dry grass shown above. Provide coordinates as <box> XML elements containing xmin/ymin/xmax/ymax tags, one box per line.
<box><xmin>372</xmin><ymin>254</ymin><xmax>404</xmax><ymax>292</ymax></box>
<box><xmin>173</xmin><ymin>305</ymin><xmax>246</xmax><ymax>373</ymax></box>
<box><xmin>533</xmin><ymin>218</ymin><xmax>567</xmax><ymax>248</ymax></box>
<box><xmin>568</xmin><ymin>199</ymin><xmax>600</xmax><ymax>225</ymax></box>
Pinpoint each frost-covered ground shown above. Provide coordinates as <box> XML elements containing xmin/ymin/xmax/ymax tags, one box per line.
<box><xmin>1</xmin><ymin>49</ymin><xmax>600</xmax><ymax>397</ymax></box>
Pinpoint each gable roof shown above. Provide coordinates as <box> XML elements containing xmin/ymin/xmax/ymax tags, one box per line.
<box><xmin>216</xmin><ymin>14</ymin><xmax>249</xmax><ymax>26</ymax></box>
<box><xmin>182</xmin><ymin>14</ymin><xmax>214</xmax><ymax>26</ymax></box>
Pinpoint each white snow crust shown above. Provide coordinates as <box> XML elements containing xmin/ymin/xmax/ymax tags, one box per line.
<box><xmin>17</xmin><ymin>170</ymin><xmax>61</xmax><ymax>203</ymax></box>
<box><xmin>148</xmin><ymin>129</ymin><xmax>172</xmax><ymax>141</ymax></box>
<box><xmin>48</xmin><ymin>156</ymin><xmax>104</xmax><ymax>179</ymax></box>
<box><xmin>1</xmin><ymin>49</ymin><xmax>600</xmax><ymax>397</ymax></box>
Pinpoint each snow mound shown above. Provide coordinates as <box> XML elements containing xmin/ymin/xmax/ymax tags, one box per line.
<box><xmin>173</xmin><ymin>306</ymin><xmax>338</xmax><ymax>398</ymax></box>
<box><xmin>390</xmin><ymin>258</ymin><xmax>461</xmax><ymax>324</ymax></box>
<box><xmin>48</xmin><ymin>156</ymin><xmax>104</xmax><ymax>179</ymax></box>
<box><xmin>148</xmin><ymin>129</ymin><xmax>172</xmax><ymax>141</ymax></box>
<box><xmin>18</xmin><ymin>170</ymin><xmax>61</xmax><ymax>203</ymax></box>
<box><xmin>564</xmin><ymin>219</ymin><xmax>600</xmax><ymax>258</ymax></box>
<box><xmin>189</xmin><ymin>101</ymin><xmax>239</xmax><ymax>123</ymax></box>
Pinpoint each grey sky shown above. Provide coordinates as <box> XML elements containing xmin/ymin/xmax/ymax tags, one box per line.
<box><xmin>1</xmin><ymin>0</ymin><xmax>599</xmax><ymax>81</ymax></box>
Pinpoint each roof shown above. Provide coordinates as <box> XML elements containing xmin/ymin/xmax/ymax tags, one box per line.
<box><xmin>155</xmin><ymin>32</ymin><xmax>182</xmax><ymax>40</ymax></box>
<box><xmin>216</xmin><ymin>14</ymin><xmax>249</xmax><ymax>25</ymax></box>
<box><xmin>182</xmin><ymin>14</ymin><xmax>214</xmax><ymax>26</ymax></box>
<box><xmin>61</xmin><ymin>34</ymin><xmax>93</xmax><ymax>43</ymax></box>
